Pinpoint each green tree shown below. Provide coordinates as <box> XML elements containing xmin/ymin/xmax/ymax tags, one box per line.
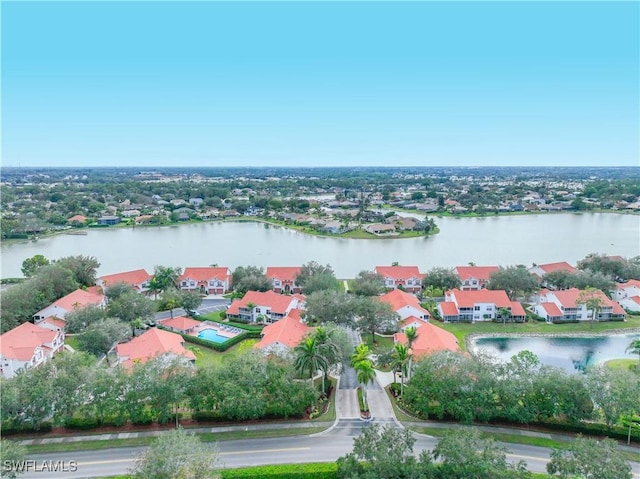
<box><xmin>577</xmin><ymin>253</ymin><xmax>625</xmax><ymax>280</ymax></box>
<box><xmin>487</xmin><ymin>265</ymin><xmax>539</xmax><ymax>300</ymax></box>
<box><xmin>180</xmin><ymin>290</ymin><xmax>202</xmax><ymax>313</ymax></box>
<box><xmin>423</xmin><ymin>266</ymin><xmax>459</xmax><ymax>292</ymax></box>
<box><xmin>404</xmin><ymin>326</ymin><xmax>418</xmax><ymax>349</ymax></box>
<box><xmin>304</xmin><ymin>290</ymin><xmax>356</xmax><ymax>327</ymax></box>
<box><xmin>152</xmin><ymin>265</ymin><xmax>182</xmax><ymax>292</ymax></box>
<box><xmin>130</xmin><ymin>427</ymin><xmax>221</xmax><ymax>479</ymax></box>
<box><xmin>64</xmin><ymin>304</ymin><xmax>107</xmax><ymax>333</ymax></box>
<box><xmin>498</xmin><ymin>306</ymin><xmax>512</xmax><ymax>326</ymax></box>
<box><xmin>106</xmin><ymin>290</ymin><xmax>155</xmax><ymax>323</ymax></box>
<box><xmin>350</xmin><ymin>270</ymin><xmax>385</xmax><ymax>296</ymax></box>
<box><xmin>312</xmin><ymin>327</ymin><xmax>342</xmax><ymax>393</ymax></box>
<box><xmin>294</xmin><ymin>337</ymin><xmax>329</xmax><ymax>388</ymax></box>
<box><xmin>0</xmin><ymin>439</ymin><xmax>27</xmax><ymax>479</ymax></box>
<box><xmin>626</xmin><ymin>338</ymin><xmax>640</xmax><ymax>362</ymax></box>
<box><xmin>54</xmin><ymin>255</ymin><xmax>100</xmax><ymax>287</ymax></box>
<box><xmin>584</xmin><ymin>366</ymin><xmax>640</xmax><ymax>428</ymax></box>
<box><xmin>434</xmin><ymin>428</ymin><xmax>530</xmax><ymax>479</ymax></box>
<box><xmin>20</xmin><ymin>254</ymin><xmax>50</xmax><ymax>278</ymax></box>
<box><xmin>231</xmin><ymin>265</ymin><xmax>271</xmax><ymax>294</ymax></box>
<box><xmin>547</xmin><ymin>435</ymin><xmax>631</xmax><ymax>479</ymax></box>
<box><xmin>354</xmin><ymin>296</ymin><xmax>398</xmax><ymax>344</ymax></box>
<box><xmin>76</xmin><ymin>318</ymin><xmax>131</xmax><ymax>357</ymax></box>
<box><xmin>391</xmin><ymin>343</ymin><xmax>411</xmax><ymax>394</ymax></box>
<box><xmin>295</xmin><ymin>261</ymin><xmax>338</xmax><ymax>293</ymax></box>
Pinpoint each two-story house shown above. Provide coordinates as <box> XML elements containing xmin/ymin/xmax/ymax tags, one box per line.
<box><xmin>115</xmin><ymin>328</ymin><xmax>196</xmax><ymax>369</ymax></box>
<box><xmin>374</xmin><ymin>265</ymin><xmax>423</xmax><ymax>293</ymax></box>
<box><xmin>32</xmin><ymin>288</ymin><xmax>106</xmax><ymax>323</ymax></box>
<box><xmin>226</xmin><ymin>291</ymin><xmax>304</xmax><ymax>323</ymax></box>
<box><xmin>96</xmin><ymin>269</ymin><xmax>152</xmax><ymax>294</ymax></box>
<box><xmin>438</xmin><ymin>289</ymin><xmax>526</xmax><ymax>323</ymax></box>
<box><xmin>454</xmin><ymin>266</ymin><xmax>499</xmax><ymax>291</ymax></box>
<box><xmin>528</xmin><ymin>261</ymin><xmax>577</xmax><ymax>285</ymax></box>
<box><xmin>179</xmin><ymin>267</ymin><xmax>232</xmax><ymax>294</ymax></box>
<box><xmin>254</xmin><ymin>309</ymin><xmax>312</xmax><ymax>356</ymax></box>
<box><xmin>265</xmin><ymin>267</ymin><xmax>302</xmax><ymax>294</ymax></box>
<box><xmin>533</xmin><ymin>288</ymin><xmax>626</xmax><ymax>323</ymax></box>
<box><xmin>0</xmin><ymin>322</ymin><xmax>65</xmax><ymax>379</ymax></box>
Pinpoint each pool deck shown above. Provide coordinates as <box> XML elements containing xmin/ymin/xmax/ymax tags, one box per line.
<box><xmin>191</xmin><ymin>321</ymin><xmax>242</xmax><ymax>340</ymax></box>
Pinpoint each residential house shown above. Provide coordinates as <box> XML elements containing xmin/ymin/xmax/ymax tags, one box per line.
<box><xmin>380</xmin><ymin>289</ymin><xmax>430</xmax><ymax>320</ymax></box>
<box><xmin>189</xmin><ymin>198</ymin><xmax>204</xmax><ymax>207</ymax></box>
<box><xmin>374</xmin><ymin>265</ymin><xmax>423</xmax><ymax>293</ymax></box>
<box><xmin>254</xmin><ymin>309</ymin><xmax>312</xmax><ymax>356</ymax></box>
<box><xmin>33</xmin><ymin>288</ymin><xmax>106</xmax><ymax>322</ymax></box>
<box><xmin>97</xmin><ymin>215</ymin><xmax>121</xmax><ymax>226</ymax></box>
<box><xmin>393</xmin><ymin>321</ymin><xmax>459</xmax><ymax>357</ymax></box>
<box><xmin>454</xmin><ymin>266</ymin><xmax>499</xmax><ymax>290</ymax></box>
<box><xmin>179</xmin><ymin>267</ymin><xmax>232</xmax><ymax>294</ymax></box>
<box><xmin>226</xmin><ymin>290</ymin><xmax>303</xmax><ymax>323</ymax></box>
<box><xmin>619</xmin><ymin>296</ymin><xmax>640</xmax><ymax>313</ymax></box>
<box><xmin>364</xmin><ymin>223</ymin><xmax>397</xmax><ymax>235</ymax></box>
<box><xmin>265</xmin><ymin>266</ymin><xmax>302</xmax><ymax>294</ymax></box>
<box><xmin>115</xmin><ymin>328</ymin><xmax>196</xmax><ymax>369</ymax></box>
<box><xmin>0</xmin><ymin>322</ymin><xmax>65</xmax><ymax>379</ymax></box>
<box><xmin>612</xmin><ymin>279</ymin><xmax>640</xmax><ymax>301</ymax></box>
<box><xmin>68</xmin><ymin>214</ymin><xmax>87</xmax><ymax>224</ymax></box>
<box><xmin>438</xmin><ymin>289</ymin><xmax>526</xmax><ymax>323</ymax></box>
<box><xmin>533</xmin><ymin>288</ymin><xmax>626</xmax><ymax>323</ymax></box>
<box><xmin>96</xmin><ymin>269</ymin><xmax>152</xmax><ymax>294</ymax></box>
<box><xmin>159</xmin><ymin>316</ymin><xmax>202</xmax><ymax>334</ymax></box>
<box><xmin>529</xmin><ymin>262</ymin><xmax>577</xmax><ymax>283</ymax></box>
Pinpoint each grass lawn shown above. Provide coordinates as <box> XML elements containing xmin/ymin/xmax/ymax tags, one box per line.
<box><xmin>192</xmin><ymin>339</ymin><xmax>259</xmax><ymax>368</ymax></box>
<box><xmin>363</xmin><ymin>333</ymin><xmax>395</xmax><ymax>354</ymax></box>
<box><xmin>64</xmin><ymin>335</ymin><xmax>80</xmax><ymax>350</ymax></box>
<box><xmin>439</xmin><ymin>314</ymin><xmax>640</xmax><ymax>350</ymax></box>
<box><xmin>605</xmin><ymin>358</ymin><xmax>638</xmax><ymax>371</ymax></box>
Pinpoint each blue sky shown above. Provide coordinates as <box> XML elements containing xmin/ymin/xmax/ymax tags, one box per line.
<box><xmin>2</xmin><ymin>1</ymin><xmax>639</xmax><ymax>168</ymax></box>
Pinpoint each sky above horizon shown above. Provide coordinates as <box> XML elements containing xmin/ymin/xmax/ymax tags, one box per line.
<box><xmin>2</xmin><ymin>1</ymin><xmax>639</xmax><ymax>168</ymax></box>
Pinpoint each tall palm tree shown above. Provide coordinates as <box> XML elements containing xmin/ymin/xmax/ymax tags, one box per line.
<box><xmin>313</xmin><ymin>327</ymin><xmax>340</xmax><ymax>393</ymax></box>
<box><xmin>294</xmin><ymin>337</ymin><xmax>329</xmax><ymax>391</ymax></box>
<box><xmin>404</xmin><ymin>327</ymin><xmax>418</xmax><ymax>349</ymax></box>
<box><xmin>350</xmin><ymin>343</ymin><xmax>370</xmax><ymax>368</ymax></box>
<box><xmin>391</xmin><ymin>343</ymin><xmax>411</xmax><ymax>395</ymax></box>
<box><xmin>354</xmin><ymin>359</ymin><xmax>376</xmax><ymax>413</ymax></box>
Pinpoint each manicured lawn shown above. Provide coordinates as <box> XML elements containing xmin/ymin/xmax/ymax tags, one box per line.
<box><xmin>438</xmin><ymin>314</ymin><xmax>640</xmax><ymax>351</ymax></box>
<box><xmin>64</xmin><ymin>335</ymin><xmax>80</xmax><ymax>351</ymax></box>
<box><xmin>363</xmin><ymin>333</ymin><xmax>395</xmax><ymax>354</ymax></box>
<box><xmin>192</xmin><ymin>339</ymin><xmax>259</xmax><ymax>368</ymax></box>
<box><xmin>605</xmin><ymin>358</ymin><xmax>638</xmax><ymax>371</ymax></box>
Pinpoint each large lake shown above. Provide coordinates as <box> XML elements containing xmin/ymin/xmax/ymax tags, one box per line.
<box><xmin>472</xmin><ymin>333</ymin><xmax>640</xmax><ymax>373</ymax></box>
<box><xmin>1</xmin><ymin>213</ymin><xmax>638</xmax><ymax>278</ymax></box>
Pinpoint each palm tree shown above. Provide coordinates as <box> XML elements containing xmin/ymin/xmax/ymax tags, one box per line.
<box><xmin>313</xmin><ymin>327</ymin><xmax>340</xmax><ymax>393</ymax></box>
<box><xmin>294</xmin><ymin>337</ymin><xmax>329</xmax><ymax>391</ymax></box>
<box><xmin>498</xmin><ymin>307</ymin><xmax>511</xmax><ymax>326</ymax></box>
<box><xmin>576</xmin><ymin>288</ymin><xmax>605</xmax><ymax>330</ymax></box>
<box><xmin>350</xmin><ymin>343</ymin><xmax>370</xmax><ymax>368</ymax></box>
<box><xmin>626</xmin><ymin>339</ymin><xmax>640</xmax><ymax>362</ymax></box>
<box><xmin>404</xmin><ymin>327</ymin><xmax>418</xmax><ymax>349</ymax></box>
<box><xmin>354</xmin><ymin>359</ymin><xmax>376</xmax><ymax>413</ymax></box>
<box><xmin>165</xmin><ymin>297</ymin><xmax>179</xmax><ymax>319</ymax></box>
<box><xmin>131</xmin><ymin>318</ymin><xmax>145</xmax><ymax>337</ymax></box>
<box><xmin>391</xmin><ymin>344</ymin><xmax>411</xmax><ymax>395</ymax></box>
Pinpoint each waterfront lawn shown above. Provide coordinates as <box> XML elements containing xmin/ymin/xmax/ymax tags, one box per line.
<box><xmin>439</xmin><ymin>314</ymin><xmax>640</xmax><ymax>350</ymax></box>
<box><xmin>605</xmin><ymin>358</ymin><xmax>638</xmax><ymax>371</ymax></box>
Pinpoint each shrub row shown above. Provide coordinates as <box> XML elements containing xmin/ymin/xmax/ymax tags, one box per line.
<box><xmin>179</xmin><ymin>329</ymin><xmax>262</xmax><ymax>352</ymax></box>
<box><xmin>538</xmin><ymin>418</ymin><xmax>640</xmax><ymax>443</ymax></box>
<box><xmin>0</xmin><ymin>421</ymin><xmax>53</xmax><ymax>437</ymax></box>
<box><xmin>221</xmin><ymin>463</ymin><xmax>339</xmax><ymax>479</ymax></box>
<box><xmin>209</xmin><ymin>318</ymin><xmax>264</xmax><ymax>332</ymax></box>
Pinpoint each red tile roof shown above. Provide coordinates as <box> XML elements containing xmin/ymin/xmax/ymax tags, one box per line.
<box><xmin>551</xmin><ymin>288</ymin><xmax>604</xmax><ymax>308</ymax></box>
<box><xmin>115</xmin><ymin>328</ymin><xmax>196</xmax><ymax>368</ymax></box>
<box><xmin>0</xmin><ymin>322</ymin><xmax>58</xmax><ymax>361</ymax></box>
<box><xmin>439</xmin><ymin>302</ymin><xmax>459</xmax><ymax>317</ymax></box>
<box><xmin>399</xmin><ymin>316</ymin><xmax>430</xmax><ymax>329</ymax></box>
<box><xmin>255</xmin><ymin>309</ymin><xmax>312</xmax><ymax>350</ymax></box>
<box><xmin>447</xmin><ymin>288</ymin><xmax>512</xmax><ymax>308</ymax></box>
<box><xmin>540</xmin><ymin>302</ymin><xmax>562</xmax><ymax>317</ymax></box>
<box><xmin>265</xmin><ymin>267</ymin><xmax>302</xmax><ymax>282</ymax></box>
<box><xmin>374</xmin><ymin>266</ymin><xmax>422</xmax><ymax>280</ymax></box>
<box><xmin>617</xmin><ymin>279</ymin><xmax>640</xmax><ymax>290</ymax></box>
<box><xmin>510</xmin><ymin>301</ymin><xmax>526</xmax><ymax>317</ymax></box>
<box><xmin>41</xmin><ymin>317</ymin><xmax>67</xmax><ymax>329</ymax></box>
<box><xmin>454</xmin><ymin>266</ymin><xmax>499</xmax><ymax>281</ymax></box>
<box><xmin>180</xmin><ymin>267</ymin><xmax>231</xmax><ymax>282</ymax></box>
<box><xmin>159</xmin><ymin>316</ymin><xmax>202</xmax><ymax>332</ymax></box>
<box><xmin>49</xmin><ymin>289</ymin><xmax>105</xmax><ymax>312</ymax></box>
<box><xmin>68</xmin><ymin>214</ymin><xmax>87</xmax><ymax>223</ymax></box>
<box><xmin>394</xmin><ymin>322</ymin><xmax>459</xmax><ymax>356</ymax></box>
<box><xmin>537</xmin><ymin>262</ymin><xmax>577</xmax><ymax>274</ymax></box>
<box><xmin>630</xmin><ymin>296</ymin><xmax>640</xmax><ymax>306</ymax></box>
<box><xmin>380</xmin><ymin>290</ymin><xmax>429</xmax><ymax>317</ymax></box>
<box><xmin>99</xmin><ymin>269</ymin><xmax>151</xmax><ymax>287</ymax></box>
<box><xmin>227</xmin><ymin>290</ymin><xmax>298</xmax><ymax>315</ymax></box>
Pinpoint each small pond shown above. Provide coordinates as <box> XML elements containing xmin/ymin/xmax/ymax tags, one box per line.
<box><xmin>471</xmin><ymin>333</ymin><xmax>640</xmax><ymax>373</ymax></box>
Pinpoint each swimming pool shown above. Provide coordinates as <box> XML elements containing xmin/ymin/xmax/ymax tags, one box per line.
<box><xmin>198</xmin><ymin>328</ymin><xmax>230</xmax><ymax>344</ymax></box>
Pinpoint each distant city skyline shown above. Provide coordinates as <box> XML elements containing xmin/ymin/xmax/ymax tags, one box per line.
<box><xmin>2</xmin><ymin>1</ymin><xmax>639</xmax><ymax>168</ymax></box>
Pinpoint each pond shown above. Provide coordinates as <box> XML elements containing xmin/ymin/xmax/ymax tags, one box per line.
<box><xmin>470</xmin><ymin>332</ymin><xmax>640</xmax><ymax>373</ymax></box>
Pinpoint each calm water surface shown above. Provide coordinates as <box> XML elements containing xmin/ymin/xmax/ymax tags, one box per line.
<box><xmin>1</xmin><ymin>213</ymin><xmax>638</xmax><ymax>278</ymax></box>
<box><xmin>473</xmin><ymin>333</ymin><xmax>640</xmax><ymax>373</ymax></box>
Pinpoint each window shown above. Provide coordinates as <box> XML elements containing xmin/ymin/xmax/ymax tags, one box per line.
<box><xmin>474</xmin><ymin>306</ymin><xmax>481</xmax><ymax>311</ymax></box>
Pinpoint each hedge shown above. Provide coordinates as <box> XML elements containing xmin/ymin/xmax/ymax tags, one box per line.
<box><xmin>221</xmin><ymin>463</ymin><xmax>339</xmax><ymax>479</ymax></box>
<box><xmin>0</xmin><ymin>421</ymin><xmax>53</xmax><ymax>436</ymax></box>
<box><xmin>176</xmin><ymin>328</ymin><xmax>262</xmax><ymax>352</ymax></box>
<box><xmin>538</xmin><ymin>418</ymin><xmax>640</xmax><ymax>443</ymax></box>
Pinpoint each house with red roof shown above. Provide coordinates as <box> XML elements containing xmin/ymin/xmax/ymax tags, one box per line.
<box><xmin>380</xmin><ymin>289</ymin><xmax>430</xmax><ymax>321</ymax></box>
<box><xmin>619</xmin><ymin>295</ymin><xmax>640</xmax><ymax>313</ymax></box>
<box><xmin>32</xmin><ymin>288</ymin><xmax>106</xmax><ymax>323</ymax></box>
<box><xmin>438</xmin><ymin>289</ymin><xmax>526</xmax><ymax>323</ymax></box>
<box><xmin>115</xmin><ymin>328</ymin><xmax>196</xmax><ymax>369</ymax></box>
<box><xmin>0</xmin><ymin>322</ymin><xmax>65</xmax><ymax>379</ymax></box>
<box><xmin>374</xmin><ymin>265</ymin><xmax>423</xmax><ymax>293</ymax></box>
<box><xmin>612</xmin><ymin>279</ymin><xmax>640</xmax><ymax>301</ymax></box>
<box><xmin>67</xmin><ymin>214</ymin><xmax>88</xmax><ymax>224</ymax></box>
<box><xmin>179</xmin><ymin>267</ymin><xmax>232</xmax><ymax>294</ymax></box>
<box><xmin>96</xmin><ymin>269</ymin><xmax>152</xmax><ymax>294</ymax></box>
<box><xmin>528</xmin><ymin>262</ymin><xmax>577</xmax><ymax>287</ymax></box>
<box><xmin>394</xmin><ymin>321</ymin><xmax>459</xmax><ymax>357</ymax></box>
<box><xmin>454</xmin><ymin>266</ymin><xmax>499</xmax><ymax>290</ymax></box>
<box><xmin>226</xmin><ymin>290</ymin><xmax>303</xmax><ymax>323</ymax></box>
<box><xmin>533</xmin><ymin>288</ymin><xmax>626</xmax><ymax>323</ymax></box>
<box><xmin>159</xmin><ymin>316</ymin><xmax>202</xmax><ymax>334</ymax></box>
<box><xmin>265</xmin><ymin>267</ymin><xmax>302</xmax><ymax>293</ymax></box>
<box><xmin>254</xmin><ymin>309</ymin><xmax>313</xmax><ymax>356</ymax></box>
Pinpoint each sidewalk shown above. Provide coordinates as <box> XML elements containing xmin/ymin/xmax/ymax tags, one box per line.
<box><xmin>17</xmin><ymin>421</ymin><xmax>334</xmax><ymax>446</ymax></box>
